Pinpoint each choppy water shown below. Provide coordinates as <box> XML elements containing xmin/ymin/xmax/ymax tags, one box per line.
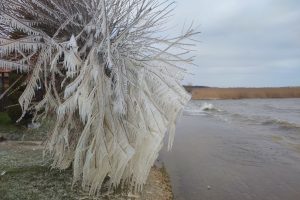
<box><xmin>161</xmin><ymin>99</ymin><xmax>300</xmax><ymax>200</ymax></box>
<box><xmin>185</xmin><ymin>99</ymin><xmax>300</xmax><ymax>135</ymax></box>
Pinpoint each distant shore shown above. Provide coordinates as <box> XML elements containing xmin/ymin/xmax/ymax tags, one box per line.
<box><xmin>184</xmin><ymin>86</ymin><xmax>300</xmax><ymax>100</ymax></box>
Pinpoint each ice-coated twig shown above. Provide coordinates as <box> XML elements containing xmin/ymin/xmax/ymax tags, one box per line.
<box><xmin>0</xmin><ymin>0</ymin><xmax>198</xmax><ymax>195</ymax></box>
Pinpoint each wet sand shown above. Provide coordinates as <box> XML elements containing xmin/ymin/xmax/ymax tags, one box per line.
<box><xmin>160</xmin><ymin>115</ymin><xmax>300</xmax><ymax>200</ymax></box>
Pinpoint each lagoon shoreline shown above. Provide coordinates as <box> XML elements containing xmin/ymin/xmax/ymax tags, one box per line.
<box><xmin>185</xmin><ymin>87</ymin><xmax>300</xmax><ymax>100</ymax></box>
<box><xmin>0</xmin><ymin>135</ymin><xmax>173</xmax><ymax>200</ymax></box>
<box><xmin>161</xmin><ymin>99</ymin><xmax>300</xmax><ymax>200</ymax></box>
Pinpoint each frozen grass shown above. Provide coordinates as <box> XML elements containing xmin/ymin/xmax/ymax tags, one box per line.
<box><xmin>0</xmin><ymin>118</ymin><xmax>54</xmax><ymax>141</ymax></box>
<box><xmin>0</xmin><ymin>141</ymin><xmax>173</xmax><ymax>200</ymax></box>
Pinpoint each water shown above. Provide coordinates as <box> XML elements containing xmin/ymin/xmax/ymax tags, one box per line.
<box><xmin>186</xmin><ymin>99</ymin><xmax>300</xmax><ymax>129</ymax></box>
<box><xmin>160</xmin><ymin>99</ymin><xmax>300</xmax><ymax>200</ymax></box>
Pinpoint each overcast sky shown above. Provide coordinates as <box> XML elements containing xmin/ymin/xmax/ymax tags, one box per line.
<box><xmin>170</xmin><ymin>0</ymin><xmax>300</xmax><ymax>87</ymax></box>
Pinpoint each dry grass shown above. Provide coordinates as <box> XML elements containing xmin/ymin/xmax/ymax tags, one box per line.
<box><xmin>187</xmin><ymin>87</ymin><xmax>300</xmax><ymax>100</ymax></box>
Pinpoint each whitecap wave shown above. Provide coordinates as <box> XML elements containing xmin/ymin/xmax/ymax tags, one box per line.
<box><xmin>199</xmin><ymin>102</ymin><xmax>219</xmax><ymax>111</ymax></box>
<box><xmin>261</xmin><ymin>119</ymin><xmax>300</xmax><ymax>130</ymax></box>
<box><xmin>183</xmin><ymin>102</ymin><xmax>221</xmax><ymax>116</ymax></box>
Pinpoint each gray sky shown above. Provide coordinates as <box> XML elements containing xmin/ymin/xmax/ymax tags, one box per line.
<box><xmin>171</xmin><ymin>0</ymin><xmax>300</xmax><ymax>87</ymax></box>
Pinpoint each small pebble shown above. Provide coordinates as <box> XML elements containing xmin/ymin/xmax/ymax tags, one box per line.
<box><xmin>207</xmin><ymin>185</ymin><xmax>211</xmax><ymax>190</ymax></box>
<box><xmin>1</xmin><ymin>171</ymin><xmax>6</xmax><ymax>176</ymax></box>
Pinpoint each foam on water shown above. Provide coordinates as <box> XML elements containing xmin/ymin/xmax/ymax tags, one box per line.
<box><xmin>200</xmin><ymin>102</ymin><xmax>219</xmax><ymax>111</ymax></box>
<box><xmin>261</xmin><ymin>119</ymin><xmax>300</xmax><ymax>131</ymax></box>
<box><xmin>186</xmin><ymin>99</ymin><xmax>300</xmax><ymax>133</ymax></box>
<box><xmin>184</xmin><ymin>102</ymin><xmax>221</xmax><ymax>116</ymax></box>
<box><xmin>162</xmin><ymin>98</ymin><xmax>300</xmax><ymax>200</ymax></box>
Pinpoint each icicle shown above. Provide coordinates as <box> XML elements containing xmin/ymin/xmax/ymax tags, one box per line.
<box><xmin>0</xmin><ymin>0</ymin><xmax>197</xmax><ymax>196</ymax></box>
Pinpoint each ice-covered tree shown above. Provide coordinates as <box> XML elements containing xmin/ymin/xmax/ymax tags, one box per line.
<box><xmin>0</xmin><ymin>0</ymin><xmax>197</xmax><ymax>194</ymax></box>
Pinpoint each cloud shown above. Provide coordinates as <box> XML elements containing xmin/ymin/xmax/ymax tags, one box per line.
<box><xmin>171</xmin><ymin>0</ymin><xmax>300</xmax><ymax>87</ymax></box>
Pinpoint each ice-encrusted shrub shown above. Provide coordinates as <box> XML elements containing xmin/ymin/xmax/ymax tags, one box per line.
<box><xmin>0</xmin><ymin>0</ymin><xmax>197</xmax><ymax>194</ymax></box>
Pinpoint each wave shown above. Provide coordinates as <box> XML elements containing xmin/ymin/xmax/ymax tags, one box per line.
<box><xmin>264</xmin><ymin>104</ymin><xmax>300</xmax><ymax>113</ymax></box>
<box><xmin>184</xmin><ymin>102</ymin><xmax>221</xmax><ymax>116</ymax></box>
<box><xmin>261</xmin><ymin>119</ymin><xmax>300</xmax><ymax>131</ymax></box>
<box><xmin>202</xmin><ymin>106</ymin><xmax>300</xmax><ymax>131</ymax></box>
<box><xmin>199</xmin><ymin>102</ymin><xmax>219</xmax><ymax>111</ymax></box>
<box><xmin>229</xmin><ymin>114</ymin><xmax>300</xmax><ymax>131</ymax></box>
<box><xmin>185</xmin><ymin>100</ymin><xmax>300</xmax><ymax>134</ymax></box>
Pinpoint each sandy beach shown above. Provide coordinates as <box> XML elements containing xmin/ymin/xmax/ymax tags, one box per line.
<box><xmin>160</xmin><ymin>112</ymin><xmax>300</xmax><ymax>200</ymax></box>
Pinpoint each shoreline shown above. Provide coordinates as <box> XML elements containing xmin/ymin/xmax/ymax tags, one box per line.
<box><xmin>184</xmin><ymin>87</ymin><xmax>300</xmax><ymax>100</ymax></box>
<box><xmin>0</xmin><ymin>139</ymin><xmax>173</xmax><ymax>200</ymax></box>
<box><xmin>160</xmin><ymin>111</ymin><xmax>300</xmax><ymax>200</ymax></box>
